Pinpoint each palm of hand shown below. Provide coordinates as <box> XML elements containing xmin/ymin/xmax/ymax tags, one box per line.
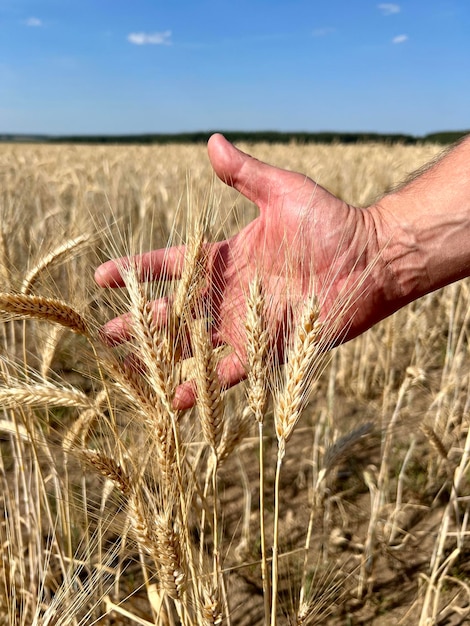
<box><xmin>205</xmin><ymin>137</ymin><xmax>380</xmax><ymax>376</ymax></box>
<box><xmin>96</xmin><ymin>135</ymin><xmax>383</xmax><ymax>406</ymax></box>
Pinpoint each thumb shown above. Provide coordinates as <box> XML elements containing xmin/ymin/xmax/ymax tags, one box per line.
<box><xmin>207</xmin><ymin>133</ymin><xmax>287</xmax><ymax>208</ymax></box>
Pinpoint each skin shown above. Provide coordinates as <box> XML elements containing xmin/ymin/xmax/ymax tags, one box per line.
<box><xmin>95</xmin><ymin>133</ymin><xmax>470</xmax><ymax>408</ymax></box>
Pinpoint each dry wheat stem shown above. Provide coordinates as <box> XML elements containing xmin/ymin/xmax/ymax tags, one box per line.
<box><xmin>270</xmin><ymin>455</ymin><xmax>283</xmax><ymax>626</ymax></box>
<box><xmin>0</xmin><ymin>292</ymin><xmax>89</xmax><ymax>336</ymax></box>
<box><xmin>271</xmin><ymin>298</ymin><xmax>321</xmax><ymax>625</ymax></box>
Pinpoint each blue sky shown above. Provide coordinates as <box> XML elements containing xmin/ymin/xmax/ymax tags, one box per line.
<box><xmin>0</xmin><ymin>1</ymin><xmax>469</xmax><ymax>135</ymax></box>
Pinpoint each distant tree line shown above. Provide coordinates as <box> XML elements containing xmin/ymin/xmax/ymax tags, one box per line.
<box><xmin>1</xmin><ymin>130</ymin><xmax>468</xmax><ymax>145</ymax></box>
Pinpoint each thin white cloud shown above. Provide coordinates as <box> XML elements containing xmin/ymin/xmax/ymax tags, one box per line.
<box><xmin>25</xmin><ymin>17</ymin><xmax>42</xmax><ymax>27</ymax></box>
<box><xmin>312</xmin><ymin>27</ymin><xmax>336</xmax><ymax>37</ymax></box>
<box><xmin>378</xmin><ymin>3</ymin><xmax>401</xmax><ymax>16</ymax></box>
<box><xmin>127</xmin><ymin>31</ymin><xmax>172</xmax><ymax>46</ymax></box>
<box><xmin>392</xmin><ymin>34</ymin><xmax>408</xmax><ymax>43</ymax></box>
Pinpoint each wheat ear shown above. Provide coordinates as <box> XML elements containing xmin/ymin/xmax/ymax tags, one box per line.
<box><xmin>275</xmin><ymin>296</ymin><xmax>322</xmax><ymax>458</ymax></box>
<box><xmin>153</xmin><ymin>513</ymin><xmax>187</xmax><ymax>601</ymax></box>
<box><xmin>21</xmin><ymin>234</ymin><xmax>90</xmax><ymax>295</ymax></box>
<box><xmin>201</xmin><ymin>583</ymin><xmax>223</xmax><ymax>626</ymax></box>
<box><xmin>0</xmin><ymin>292</ymin><xmax>89</xmax><ymax>336</ymax></box>
<box><xmin>80</xmin><ymin>449</ymin><xmax>132</xmax><ymax>495</ymax></box>
<box><xmin>111</xmin><ymin>359</ymin><xmax>178</xmax><ymax>482</ymax></box>
<box><xmin>192</xmin><ymin>319</ymin><xmax>224</xmax><ymax>453</ymax></box>
<box><xmin>82</xmin><ymin>449</ymin><xmax>187</xmax><ymax>603</ymax></box>
<box><xmin>0</xmin><ymin>380</ymin><xmax>93</xmax><ymax>410</ymax></box>
<box><xmin>124</xmin><ymin>271</ymin><xmax>177</xmax><ymax>416</ymax></box>
<box><xmin>173</xmin><ymin>228</ymin><xmax>207</xmax><ymax>321</ymax></box>
<box><xmin>245</xmin><ymin>274</ymin><xmax>269</xmax><ymax>423</ymax></box>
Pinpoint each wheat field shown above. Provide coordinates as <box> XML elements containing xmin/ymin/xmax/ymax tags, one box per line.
<box><xmin>1</xmin><ymin>140</ymin><xmax>470</xmax><ymax>626</ymax></box>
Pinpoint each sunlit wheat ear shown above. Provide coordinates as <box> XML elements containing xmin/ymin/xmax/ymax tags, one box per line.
<box><xmin>128</xmin><ymin>489</ymin><xmax>187</xmax><ymax>601</ymax></box>
<box><xmin>0</xmin><ymin>292</ymin><xmax>89</xmax><ymax>336</ymax></box>
<box><xmin>110</xmin><ymin>358</ymin><xmax>178</xmax><ymax>481</ymax></box>
<box><xmin>80</xmin><ymin>449</ymin><xmax>132</xmax><ymax>495</ymax></box>
<box><xmin>110</xmin><ymin>355</ymin><xmax>160</xmax><ymax>414</ymax></box>
<box><xmin>0</xmin><ymin>378</ymin><xmax>93</xmax><ymax>410</ymax></box>
<box><xmin>172</xmin><ymin>220</ymin><xmax>207</xmax><ymax>322</ymax></box>
<box><xmin>420</xmin><ymin>422</ymin><xmax>449</xmax><ymax>461</ymax></box>
<box><xmin>21</xmin><ymin>234</ymin><xmax>90</xmax><ymax>295</ymax></box>
<box><xmin>275</xmin><ymin>295</ymin><xmax>322</xmax><ymax>459</ymax></box>
<box><xmin>151</xmin><ymin>407</ymin><xmax>178</xmax><ymax>482</ymax></box>
<box><xmin>192</xmin><ymin>319</ymin><xmax>224</xmax><ymax>453</ymax></box>
<box><xmin>245</xmin><ymin>274</ymin><xmax>270</xmax><ymax>424</ymax></box>
<box><xmin>153</xmin><ymin>513</ymin><xmax>187</xmax><ymax>601</ymax></box>
<box><xmin>201</xmin><ymin>583</ymin><xmax>223</xmax><ymax>626</ymax></box>
<box><xmin>123</xmin><ymin>269</ymin><xmax>178</xmax><ymax>416</ymax></box>
<box><xmin>85</xmin><ymin>453</ymin><xmax>186</xmax><ymax>602</ymax></box>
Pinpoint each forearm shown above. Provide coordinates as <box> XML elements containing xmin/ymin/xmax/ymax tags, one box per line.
<box><xmin>372</xmin><ymin>135</ymin><xmax>470</xmax><ymax>308</ymax></box>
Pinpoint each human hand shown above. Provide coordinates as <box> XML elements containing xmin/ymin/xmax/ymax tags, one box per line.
<box><xmin>95</xmin><ymin>134</ymin><xmax>390</xmax><ymax>407</ymax></box>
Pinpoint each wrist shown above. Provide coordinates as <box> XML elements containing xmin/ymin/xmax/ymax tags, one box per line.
<box><xmin>370</xmin><ymin>194</ymin><xmax>431</xmax><ymax>307</ymax></box>
<box><xmin>370</xmin><ymin>136</ymin><xmax>470</xmax><ymax>309</ymax></box>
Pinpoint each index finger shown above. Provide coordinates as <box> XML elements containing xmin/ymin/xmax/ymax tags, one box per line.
<box><xmin>94</xmin><ymin>245</ymin><xmax>186</xmax><ymax>288</ymax></box>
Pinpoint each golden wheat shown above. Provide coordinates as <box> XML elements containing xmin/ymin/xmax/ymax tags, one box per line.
<box><xmin>1</xmin><ymin>140</ymin><xmax>470</xmax><ymax>626</ymax></box>
<box><xmin>0</xmin><ymin>292</ymin><xmax>89</xmax><ymax>335</ymax></box>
